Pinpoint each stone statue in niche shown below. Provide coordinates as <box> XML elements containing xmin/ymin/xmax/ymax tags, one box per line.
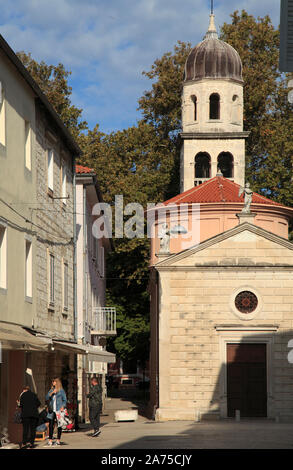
<box><xmin>158</xmin><ymin>223</ymin><xmax>170</xmax><ymax>254</ymax></box>
<box><xmin>238</xmin><ymin>182</ymin><xmax>253</xmax><ymax>213</ymax></box>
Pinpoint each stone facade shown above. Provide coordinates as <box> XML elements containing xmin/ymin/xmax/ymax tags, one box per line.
<box><xmin>33</xmin><ymin>107</ymin><xmax>75</xmax><ymax>340</ymax></box>
<box><xmin>150</xmin><ymin>224</ymin><xmax>293</xmax><ymax>421</ymax></box>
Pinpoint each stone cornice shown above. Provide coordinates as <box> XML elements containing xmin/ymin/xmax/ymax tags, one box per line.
<box><xmin>154</xmin><ymin>222</ymin><xmax>293</xmax><ymax>268</ymax></box>
<box><xmin>180</xmin><ymin>131</ymin><xmax>250</xmax><ymax>140</ymax></box>
<box><xmin>155</xmin><ymin>265</ymin><xmax>293</xmax><ymax>271</ymax></box>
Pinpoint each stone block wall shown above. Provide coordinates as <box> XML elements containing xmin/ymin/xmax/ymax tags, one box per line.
<box><xmin>34</xmin><ymin>107</ymin><xmax>74</xmax><ymax>340</ymax></box>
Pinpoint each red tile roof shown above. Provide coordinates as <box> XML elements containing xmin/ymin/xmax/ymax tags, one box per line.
<box><xmin>76</xmin><ymin>164</ymin><xmax>95</xmax><ymax>174</ymax></box>
<box><xmin>164</xmin><ymin>176</ymin><xmax>283</xmax><ymax>207</ymax></box>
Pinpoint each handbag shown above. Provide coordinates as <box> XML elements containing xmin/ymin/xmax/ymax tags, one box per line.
<box><xmin>13</xmin><ymin>408</ymin><xmax>22</xmax><ymax>424</ymax></box>
<box><xmin>56</xmin><ymin>409</ymin><xmax>71</xmax><ymax>428</ymax></box>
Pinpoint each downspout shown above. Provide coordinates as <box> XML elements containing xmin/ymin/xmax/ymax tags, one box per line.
<box><xmin>73</xmin><ymin>156</ymin><xmax>78</xmax><ymax>342</ymax></box>
<box><xmin>83</xmin><ymin>185</ymin><xmax>87</xmax><ymax>345</ymax></box>
<box><xmin>155</xmin><ymin>269</ymin><xmax>159</xmax><ymax>419</ymax></box>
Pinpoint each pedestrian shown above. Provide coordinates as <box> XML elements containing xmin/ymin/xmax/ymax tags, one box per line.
<box><xmin>45</xmin><ymin>377</ymin><xmax>67</xmax><ymax>446</ymax></box>
<box><xmin>87</xmin><ymin>377</ymin><xmax>102</xmax><ymax>437</ymax></box>
<box><xmin>18</xmin><ymin>385</ymin><xmax>41</xmax><ymax>449</ymax></box>
<box><xmin>36</xmin><ymin>405</ymin><xmax>50</xmax><ymax>437</ymax></box>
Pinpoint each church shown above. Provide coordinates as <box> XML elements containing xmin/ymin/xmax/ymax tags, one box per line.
<box><xmin>148</xmin><ymin>13</ymin><xmax>293</xmax><ymax>421</ymax></box>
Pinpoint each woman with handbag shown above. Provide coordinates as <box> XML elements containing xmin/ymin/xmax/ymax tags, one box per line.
<box><xmin>45</xmin><ymin>378</ymin><xmax>67</xmax><ymax>446</ymax></box>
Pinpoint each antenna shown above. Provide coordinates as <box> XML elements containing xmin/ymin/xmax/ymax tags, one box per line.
<box><xmin>211</xmin><ymin>0</ymin><xmax>214</xmax><ymax>15</ymax></box>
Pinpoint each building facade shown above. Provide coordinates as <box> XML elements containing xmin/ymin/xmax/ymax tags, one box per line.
<box><xmin>75</xmin><ymin>165</ymin><xmax>116</xmax><ymax>423</ymax></box>
<box><xmin>0</xmin><ymin>33</ymin><xmax>82</xmax><ymax>443</ymax></box>
<box><xmin>149</xmin><ymin>15</ymin><xmax>293</xmax><ymax>422</ymax></box>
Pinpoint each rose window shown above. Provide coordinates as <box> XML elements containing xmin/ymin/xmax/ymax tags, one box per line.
<box><xmin>235</xmin><ymin>291</ymin><xmax>258</xmax><ymax>314</ymax></box>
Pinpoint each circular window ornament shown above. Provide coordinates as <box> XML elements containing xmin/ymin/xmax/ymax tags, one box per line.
<box><xmin>235</xmin><ymin>291</ymin><xmax>258</xmax><ymax>314</ymax></box>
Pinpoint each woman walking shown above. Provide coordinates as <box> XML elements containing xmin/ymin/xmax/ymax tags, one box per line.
<box><xmin>45</xmin><ymin>378</ymin><xmax>67</xmax><ymax>446</ymax></box>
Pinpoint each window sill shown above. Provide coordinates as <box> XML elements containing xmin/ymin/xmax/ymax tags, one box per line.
<box><xmin>47</xmin><ymin>189</ymin><xmax>54</xmax><ymax>198</ymax></box>
<box><xmin>48</xmin><ymin>304</ymin><xmax>55</xmax><ymax>312</ymax></box>
<box><xmin>0</xmin><ymin>287</ymin><xmax>7</xmax><ymax>295</ymax></box>
<box><xmin>25</xmin><ymin>296</ymin><xmax>33</xmax><ymax>304</ymax></box>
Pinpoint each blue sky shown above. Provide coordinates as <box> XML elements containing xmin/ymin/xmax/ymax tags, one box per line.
<box><xmin>0</xmin><ymin>0</ymin><xmax>280</xmax><ymax>134</ymax></box>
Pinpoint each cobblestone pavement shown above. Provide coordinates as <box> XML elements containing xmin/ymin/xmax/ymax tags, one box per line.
<box><xmin>30</xmin><ymin>397</ymin><xmax>293</xmax><ymax>450</ymax></box>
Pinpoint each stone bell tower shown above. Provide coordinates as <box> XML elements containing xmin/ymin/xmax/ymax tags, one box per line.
<box><xmin>180</xmin><ymin>14</ymin><xmax>249</xmax><ymax>192</ymax></box>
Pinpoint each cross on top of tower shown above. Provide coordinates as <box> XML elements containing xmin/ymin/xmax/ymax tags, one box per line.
<box><xmin>204</xmin><ymin>1</ymin><xmax>218</xmax><ymax>40</ymax></box>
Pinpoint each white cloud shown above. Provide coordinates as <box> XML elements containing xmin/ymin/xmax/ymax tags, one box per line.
<box><xmin>0</xmin><ymin>0</ymin><xmax>280</xmax><ymax>132</ymax></box>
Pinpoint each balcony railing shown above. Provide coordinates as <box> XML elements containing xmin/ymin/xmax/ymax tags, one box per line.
<box><xmin>91</xmin><ymin>307</ymin><xmax>116</xmax><ymax>336</ymax></box>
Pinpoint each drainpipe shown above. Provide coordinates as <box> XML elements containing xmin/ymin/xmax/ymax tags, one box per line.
<box><xmin>154</xmin><ymin>270</ymin><xmax>159</xmax><ymax>419</ymax></box>
<box><xmin>83</xmin><ymin>185</ymin><xmax>87</xmax><ymax>345</ymax></box>
<box><xmin>73</xmin><ymin>156</ymin><xmax>78</xmax><ymax>342</ymax></box>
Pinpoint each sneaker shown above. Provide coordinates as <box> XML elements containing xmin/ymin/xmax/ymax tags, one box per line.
<box><xmin>54</xmin><ymin>440</ymin><xmax>61</xmax><ymax>446</ymax></box>
<box><xmin>91</xmin><ymin>430</ymin><xmax>101</xmax><ymax>437</ymax></box>
<box><xmin>44</xmin><ymin>441</ymin><xmax>53</xmax><ymax>447</ymax></box>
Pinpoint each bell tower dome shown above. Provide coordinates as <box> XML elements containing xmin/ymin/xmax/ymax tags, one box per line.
<box><xmin>180</xmin><ymin>13</ymin><xmax>249</xmax><ymax>192</ymax></box>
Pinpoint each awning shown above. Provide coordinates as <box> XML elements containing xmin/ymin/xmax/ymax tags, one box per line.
<box><xmin>53</xmin><ymin>340</ymin><xmax>115</xmax><ymax>363</ymax></box>
<box><xmin>52</xmin><ymin>340</ymin><xmax>87</xmax><ymax>355</ymax></box>
<box><xmin>87</xmin><ymin>346</ymin><xmax>116</xmax><ymax>364</ymax></box>
<box><xmin>0</xmin><ymin>323</ymin><xmax>52</xmax><ymax>351</ymax></box>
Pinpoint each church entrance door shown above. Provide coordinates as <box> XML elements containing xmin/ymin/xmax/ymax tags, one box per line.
<box><xmin>227</xmin><ymin>343</ymin><xmax>267</xmax><ymax>418</ymax></box>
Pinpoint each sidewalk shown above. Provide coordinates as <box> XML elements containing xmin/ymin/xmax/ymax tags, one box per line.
<box><xmin>32</xmin><ymin>396</ymin><xmax>293</xmax><ymax>449</ymax></box>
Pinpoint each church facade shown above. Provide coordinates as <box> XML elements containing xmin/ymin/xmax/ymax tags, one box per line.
<box><xmin>149</xmin><ymin>15</ymin><xmax>293</xmax><ymax>421</ymax></box>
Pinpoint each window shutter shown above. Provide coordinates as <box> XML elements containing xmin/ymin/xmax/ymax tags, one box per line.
<box><xmin>280</xmin><ymin>0</ymin><xmax>293</xmax><ymax>72</ymax></box>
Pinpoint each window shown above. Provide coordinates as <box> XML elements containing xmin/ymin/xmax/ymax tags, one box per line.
<box><xmin>25</xmin><ymin>239</ymin><xmax>32</xmax><ymax>299</ymax></box>
<box><xmin>61</xmin><ymin>163</ymin><xmax>67</xmax><ymax>204</ymax></box>
<box><xmin>0</xmin><ymin>224</ymin><xmax>7</xmax><ymax>290</ymax></box>
<box><xmin>209</xmin><ymin>93</ymin><xmax>220</xmax><ymax>119</ymax></box>
<box><xmin>0</xmin><ymin>83</ymin><xmax>5</xmax><ymax>146</ymax></box>
<box><xmin>191</xmin><ymin>95</ymin><xmax>197</xmax><ymax>121</ymax></box>
<box><xmin>63</xmin><ymin>261</ymin><xmax>68</xmax><ymax>311</ymax></box>
<box><xmin>25</xmin><ymin>121</ymin><xmax>31</xmax><ymax>170</ymax></box>
<box><xmin>194</xmin><ymin>152</ymin><xmax>211</xmax><ymax>178</ymax></box>
<box><xmin>49</xmin><ymin>253</ymin><xmax>55</xmax><ymax>307</ymax></box>
<box><xmin>217</xmin><ymin>152</ymin><xmax>234</xmax><ymax>178</ymax></box>
<box><xmin>47</xmin><ymin>149</ymin><xmax>54</xmax><ymax>192</ymax></box>
<box><xmin>235</xmin><ymin>291</ymin><xmax>258</xmax><ymax>314</ymax></box>
<box><xmin>99</xmin><ymin>246</ymin><xmax>104</xmax><ymax>277</ymax></box>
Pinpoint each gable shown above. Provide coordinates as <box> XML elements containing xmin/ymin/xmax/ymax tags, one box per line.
<box><xmin>156</xmin><ymin>224</ymin><xmax>293</xmax><ymax>268</ymax></box>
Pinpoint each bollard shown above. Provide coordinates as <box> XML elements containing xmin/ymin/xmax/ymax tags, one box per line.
<box><xmin>235</xmin><ymin>410</ymin><xmax>240</xmax><ymax>422</ymax></box>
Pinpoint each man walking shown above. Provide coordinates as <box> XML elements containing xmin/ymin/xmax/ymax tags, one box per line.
<box><xmin>87</xmin><ymin>377</ymin><xmax>102</xmax><ymax>437</ymax></box>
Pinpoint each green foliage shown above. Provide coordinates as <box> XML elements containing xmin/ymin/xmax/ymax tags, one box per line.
<box><xmin>17</xmin><ymin>51</ymin><xmax>88</xmax><ymax>139</ymax></box>
<box><xmin>220</xmin><ymin>11</ymin><xmax>293</xmax><ymax>209</ymax></box>
<box><xmin>18</xmin><ymin>11</ymin><xmax>293</xmax><ymax>365</ymax></box>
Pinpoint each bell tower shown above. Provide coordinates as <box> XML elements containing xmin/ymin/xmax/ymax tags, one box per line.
<box><xmin>180</xmin><ymin>13</ymin><xmax>249</xmax><ymax>192</ymax></box>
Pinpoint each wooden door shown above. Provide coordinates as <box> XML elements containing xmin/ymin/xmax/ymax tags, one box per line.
<box><xmin>227</xmin><ymin>343</ymin><xmax>267</xmax><ymax>418</ymax></box>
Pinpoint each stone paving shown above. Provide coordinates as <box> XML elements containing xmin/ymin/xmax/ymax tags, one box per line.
<box><xmin>29</xmin><ymin>397</ymin><xmax>293</xmax><ymax>450</ymax></box>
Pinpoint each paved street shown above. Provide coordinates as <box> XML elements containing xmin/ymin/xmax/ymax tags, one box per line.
<box><xmin>31</xmin><ymin>396</ymin><xmax>293</xmax><ymax>450</ymax></box>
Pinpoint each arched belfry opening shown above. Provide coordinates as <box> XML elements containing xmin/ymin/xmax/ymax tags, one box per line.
<box><xmin>195</xmin><ymin>152</ymin><xmax>211</xmax><ymax>184</ymax></box>
<box><xmin>209</xmin><ymin>93</ymin><xmax>220</xmax><ymax>119</ymax></box>
<box><xmin>217</xmin><ymin>152</ymin><xmax>234</xmax><ymax>178</ymax></box>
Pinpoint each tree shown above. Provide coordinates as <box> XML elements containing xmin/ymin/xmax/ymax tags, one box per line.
<box><xmin>220</xmin><ymin>11</ymin><xmax>293</xmax><ymax>210</ymax></box>
<box><xmin>79</xmin><ymin>122</ymin><xmax>178</xmax><ymax>365</ymax></box>
<box><xmin>17</xmin><ymin>52</ymin><xmax>88</xmax><ymax>139</ymax></box>
<box><xmin>138</xmin><ymin>11</ymin><xmax>293</xmax><ymax>211</ymax></box>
